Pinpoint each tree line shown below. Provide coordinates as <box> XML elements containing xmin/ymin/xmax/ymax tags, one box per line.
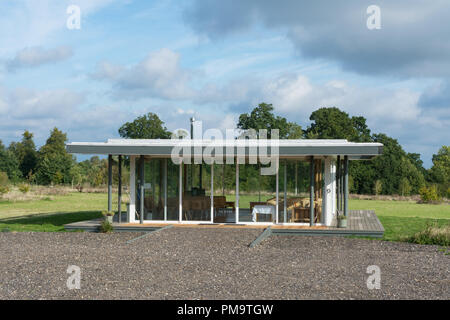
<box><xmin>0</xmin><ymin>104</ymin><xmax>448</xmax><ymax>198</ymax></box>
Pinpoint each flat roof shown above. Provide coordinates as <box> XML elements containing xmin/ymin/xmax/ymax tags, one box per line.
<box><xmin>66</xmin><ymin>139</ymin><xmax>383</xmax><ymax>160</ymax></box>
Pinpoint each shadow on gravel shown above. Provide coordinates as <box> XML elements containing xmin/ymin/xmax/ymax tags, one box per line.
<box><xmin>0</xmin><ymin>211</ymin><xmax>102</xmax><ymax>232</ymax></box>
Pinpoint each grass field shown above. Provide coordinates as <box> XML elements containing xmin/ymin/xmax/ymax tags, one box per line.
<box><xmin>349</xmin><ymin>199</ymin><xmax>450</xmax><ymax>241</ymax></box>
<box><xmin>0</xmin><ymin>192</ymin><xmax>449</xmax><ymax>242</ymax></box>
<box><xmin>0</xmin><ymin>193</ymin><xmax>114</xmax><ymax>232</ymax></box>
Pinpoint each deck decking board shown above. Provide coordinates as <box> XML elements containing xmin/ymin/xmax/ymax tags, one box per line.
<box><xmin>64</xmin><ymin>210</ymin><xmax>384</xmax><ymax>237</ymax></box>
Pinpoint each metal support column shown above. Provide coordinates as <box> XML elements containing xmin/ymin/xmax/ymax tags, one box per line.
<box><xmin>199</xmin><ymin>164</ymin><xmax>203</xmax><ymax>190</ymax></box>
<box><xmin>344</xmin><ymin>155</ymin><xmax>349</xmax><ymax>217</ymax></box>
<box><xmin>340</xmin><ymin>158</ymin><xmax>344</xmax><ymax>212</ymax></box>
<box><xmin>107</xmin><ymin>155</ymin><xmax>112</xmax><ymax>213</ymax></box>
<box><xmin>118</xmin><ymin>155</ymin><xmax>122</xmax><ymax>223</ymax></box>
<box><xmin>222</xmin><ymin>164</ymin><xmax>225</xmax><ymax>196</ymax></box>
<box><xmin>129</xmin><ymin>156</ymin><xmax>136</xmax><ymax>223</ymax></box>
<box><xmin>210</xmin><ymin>164</ymin><xmax>214</xmax><ymax>223</ymax></box>
<box><xmin>235</xmin><ymin>163</ymin><xmax>239</xmax><ymax>224</ymax></box>
<box><xmin>139</xmin><ymin>155</ymin><xmax>144</xmax><ymax>224</ymax></box>
<box><xmin>283</xmin><ymin>160</ymin><xmax>287</xmax><ymax>223</ymax></box>
<box><xmin>310</xmin><ymin>156</ymin><xmax>315</xmax><ymax>226</ymax></box>
<box><xmin>275</xmin><ymin>166</ymin><xmax>279</xmax><ymax>224</ymax></box>
<box><xmin>336</xmin><ymin>156</ymin><xmax>341</xmax><ymax>212</ymax></box>
<box><xmin>164</xmin><ymin>158</ymin><xmax>167</xmax><ymax>221</ymax></box>
<box><xmin>179</xmin><ymin>163</ymin><xmax>183</xmax><ymax>222</ymax></box>
<box><xmin>295</xmin><ymin>161</ymin><xmax>298</xmax><ymax>195</ymax></box>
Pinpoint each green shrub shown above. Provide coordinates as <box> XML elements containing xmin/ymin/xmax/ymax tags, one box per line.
<box><xmin>100</xmin><ymin>220</ymin><xmax>114</xmax><ymax>233</ymax></box>
<box><xmin>18</xmin><ymin>184</ymin><xmax>31</xmax><ymax>194</ymax></box>
<box><xmin>406</xmin><ymin>224</ymin><xmax>450</xmax><ymax>246</ymax></box>
<box><xmin>0</xmin><ymin>171</ymin><xmax>9</xmax><ymax>186</ymax></box>
<box><xmin>373</xmin><ymin>180</ymin><xmax>382</xmax><ymax>195</ymax></box>
<box><xmin>419</xmin><ymin>185</ymin><xmax>441</xmax><ymax>203</ymax></box>
<box><xmin>399</xmin><ymin>177</ymin><xmax>412</xmax><ymax>196</ymax></box>
<box><xmin>102</xmin><ymin>210</ymin><xmax>115</xmax><ymax>217</ymax></box>
<box><xmin>0</xmin><ymin>185</ymin><xmax>10</xmax><ymax>197</ymax></box>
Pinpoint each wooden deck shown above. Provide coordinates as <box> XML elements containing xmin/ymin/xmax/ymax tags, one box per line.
<box><xmin>64</xmin><ymin>210</ymin><xmax>384</xmax><ymax>237</ymax></box>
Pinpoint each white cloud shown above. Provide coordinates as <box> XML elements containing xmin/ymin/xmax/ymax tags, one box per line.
<box><xmin>0</xmin><ymin>86</ymin><xmax>84</xmax><ymax>120</ymax></box>
<box><xmin>94</xmin><ymin>48</ymin><xmax>195</xmax><ymax>100</ymax></box>
<box><xmin>0</xmin><ymin>0</ymin><xmax>117</xmax><ymax>56</ymax></box>
<box><xmin>176</xmin><ymin>108</ymin><xmax>195</xmax><ymax>115</ymax></box>
<box><xmin>184</xmin><ymin>0</ymin><xmax>450</xmax><ymax>78</ymax></box>
<box><xmin>0</xmin><ymin>85</ymin><xmax>85</xmax><ymax>146</ymax></box>
<box><xmin>260</xmin><ymin>74</ymin><xmax>313</xmax><ymax>112</ymax></box>
<box><xmin>249</xmin><ymin>73</ymin><xmax>423</xmax><ymax>130</ymax></box>
<box><xmin>6</xmin><ymin>46</ymin><xmax>73</xmax><ymax>71</ymax></box>
<box><xmin>91</xmin><ymin>61</ymin><xmax>124</xmax><ymax>80</ymax></box>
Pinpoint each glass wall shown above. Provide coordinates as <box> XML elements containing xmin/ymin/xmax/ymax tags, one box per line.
<box><xmin>182</xmin><ymin>163</ymin><xmax>211</xmax><ymax>222</ymax></box>
<box><xmin>277</xmin><ymin>159</ymin><xmax>323</xmax><ymax>224</ymax></box>
<box><xmin>211</xmin><ymin>163</ymin><xmax>236</xmax><ymax>223</ymax></box>
<box><xmin>167</xmin><ymin>159</ymin><xmax>179</xmax><ymax>221</ymax></box>
<box><xmin>131</xmin><ymin>156</ymin><xmax>324</xmax><ymax>225</ymax></box>
<box><xmin>143</xmin><ymin>158</ymin><xmax>164</xmax><ymax>220</ymax></box>
<box><xmin>237</xmin><ymin>163</ymin><xmax>276</xmax><ymax>223</ymax></box>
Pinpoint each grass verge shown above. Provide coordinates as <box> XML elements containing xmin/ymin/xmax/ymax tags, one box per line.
<box><xmin>405</xmin><ymin>224</ymin><xmax>450</xmax><ymax>246</ymax></box>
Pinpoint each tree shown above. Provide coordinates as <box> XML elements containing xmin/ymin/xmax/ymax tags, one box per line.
<box><xmin>0</xmin><ymin>171</ymin><xmax>9</xmax><ymax>186</ymax></box>
<box><xmin>305</xmin><ymin>107</ymin><xmax>372</xmax><ymax>142</ymax></box>
<box><xmin>77</xmin><ymin>156</ymin><xmax>110</xmax><ymax>187</ymax></box>
<box><xmin>237</xmin><ymin>103</ymin><xmax>302</xmax><ymax>139</ymax></box>
<box><xmin>305</xmin><ymin>107</ymin><xmax>375</xmax><ymax>193</ymax></box>
<box><xmin>407</xmin><ymin>153</ymin><xmax>426</xmax><ymax>177</ymax></box>
<box><xmin>36</xmin><ymin>128</ymin><xmax>74</xmax><ymax>185</ymax></box>
<box><xmin>399</xmin><ymin>177</ymin><xmax>412</xmax><ymax>196</ymax></box>
<box><xmin>118</xmin><ymin>112</ymin><xmax>171</xmax><ymax>139</ymax></box>
<box><xmin>428</xmin><ymin>146</ymin><xmax>449</xmax><ymax>196</ymax></box>
<box><xmin>0</xmin><ymin>140</ymin><xmax>21</xmax><ymax>182</ymax></box>
<box><xmin>70</xmin><ymin>164</ymin><xmax>84</xmax><ymax>187</ymax></box>
<box><xmin>304</xmin><ymin>107</ymin><xmax>426</xmax><ymax>195</ymax></box>
<box><xmin>373</xmin><ymin>180</ymin><xmax>382</xmax><ymax>195</ymax></box>
<box><xmin>371</xmin><ymin>133</ymin><xmax>425</xmax><ymax>195</ymax></box>
<box><xmin>419</xmin><ymin>185</ymin><xmax>440</xmax><ymax>203</ymax></box>
<box><xmin>8</xmin><ymin>131</ymin><xmax>38</xmax><ymax>179</ymax></box>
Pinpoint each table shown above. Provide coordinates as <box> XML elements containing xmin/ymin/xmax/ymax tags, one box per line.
<box><xmin>252</xmin><ymin>205</ymin><xmax>276</xmax><ymax>222</ymax></box>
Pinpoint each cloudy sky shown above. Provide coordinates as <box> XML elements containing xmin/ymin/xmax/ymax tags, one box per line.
<box><xmin>0</xmin><ymin>0</ymin><xmax>449</xmax><ymax>167</ymax></box>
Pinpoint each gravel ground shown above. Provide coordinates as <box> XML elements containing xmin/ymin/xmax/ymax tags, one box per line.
<box><xmin>0</xmin><ymin>228</ymin><xmax>448</xmax><ymax>300</ymax></box>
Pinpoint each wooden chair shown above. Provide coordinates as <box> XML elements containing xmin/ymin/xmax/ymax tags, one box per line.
<box><xmin>213</xmin><ymin>196</ymin><xmax>226</xmax><ymax>209</ymax></box>
<box><xmin>213</xmin><ymin>196</ymin><xmax>227</xmax><ymax>222</ymax></box>
<box><xmin>224</xmin><ymin>201</ymin><xmax>235</xmax><ymax>210</ymax></box>
<box><xmin>190</xmin><ymin>199</ymin><xmax>203</xmax><ymax>220</ymax></box>
<box><xmin>201</xmin><ymin>197</ymin><xmax>211</xmax><ymax>220</ymax></box>
<box><xmin>292</xmin><ymin>203</ymin><xmax>321</xmax><ymax>223</ymax></box>
<box><xmin>182</xmin><ymin>199</ymin><xmax>192</xmax><ymax>220</ymax></box>
<box><xmin>292</xmin><ymin>207</ymin><xmax>309</xmax><ymax>222</ymax></box>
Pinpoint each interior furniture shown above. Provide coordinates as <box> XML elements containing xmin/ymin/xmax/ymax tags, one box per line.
<box><xmin>251</xmin><ymin>205</ymin><xmax>276</xmax><ymax>222</ymax></box>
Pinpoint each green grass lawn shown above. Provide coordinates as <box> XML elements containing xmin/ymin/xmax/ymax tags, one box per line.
<box><xmin>0</xmin><ymin>192</ymin><xmax>109</xmax><ymax>219</ymax></box>
<box><xmin>0</xmin><ymin>192</ymin><xmax>449</xmax><ymax>243</ymax></box>
<box><xmin>0</xmin><ymin>192</ymin><xmax>122</xmax><ymax>232</ymax></box>
<box><xmin>350</xmin><ymin>199</ymin><xmax>450</xmax><ymax>241</ymax></box>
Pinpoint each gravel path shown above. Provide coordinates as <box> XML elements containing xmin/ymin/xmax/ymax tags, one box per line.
<box><xmin>0</xmin><ymin>228</ymin><xmax>448</xmax><ymax>299</ymax></box>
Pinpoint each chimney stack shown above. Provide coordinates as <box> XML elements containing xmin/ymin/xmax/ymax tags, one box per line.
<box><xmin>190</xmin><ymin>117</ymin><xmax>202</xmax><ymax>140</ymax></box>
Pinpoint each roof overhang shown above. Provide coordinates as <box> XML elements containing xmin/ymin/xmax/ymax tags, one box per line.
<box><xmin>66</xmin><ymin>139</ymin><xmax>383</xmax><ymax>160</ymax></box>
